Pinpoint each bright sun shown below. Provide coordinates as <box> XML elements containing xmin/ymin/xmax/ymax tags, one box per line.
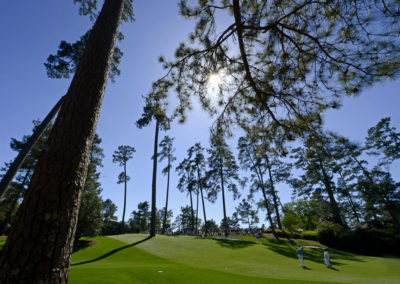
<box><xmin>208</xmin><ymin>73</ymin><xmax>223</xmax><ymax>88</ymax></box>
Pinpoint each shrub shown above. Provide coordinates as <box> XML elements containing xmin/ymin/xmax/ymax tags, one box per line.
<box><xmin>264</xmin><ymin>228</ymin><xmax>301</xmax><ymax>238</ymax></box>
<box><xmin>317</xmin><ymin>221</ymin><xmax>344</xmax><ymax>247</ymax></box>
<box><xmin>300</xmin><ymin>230</ymin><xmax>318</xmax><ymax>240</ymax></box>
<box><xmin>317</xmin><ymin>223</ymin><xmax>400</xmax><ymax>256</ymax></box>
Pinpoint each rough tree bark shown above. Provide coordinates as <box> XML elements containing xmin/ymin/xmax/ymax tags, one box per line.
<box><xmin>0</xmin><ymin>0</ymin><xmax>125</xmax><ymax>282</ymax></box>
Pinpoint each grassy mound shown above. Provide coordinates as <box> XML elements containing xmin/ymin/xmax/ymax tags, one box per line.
<box><xmin>70</xmin><ymin>236</ymin><xmax>311</xmax><ymax>284</ymax></box>
<box><xmin>68</xmin><ymin>234</ymin><xmax>400</xmax><ymax>283</ymax></box>
<box><xmin>2</xmin><ymin>234</ymin><xmax>399</xmax><ymax>283</ymax></box>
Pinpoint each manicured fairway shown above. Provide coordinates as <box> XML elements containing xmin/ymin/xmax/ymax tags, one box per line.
<box><xmin>67</xmin><ymin>234</ymin><xmax>400</xmax><ymax>284</ymax></box>
<box><xmin>69</xmin><ymin>236</ymin><xmax>317</xmax><ymax>284</ymax></box>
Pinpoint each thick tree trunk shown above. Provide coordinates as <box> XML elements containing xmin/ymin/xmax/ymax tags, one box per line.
<box><xmin>198</xmin><ymin>169</ymin><xmax>207</xmax><ymax>235</ymax></box>
<box><xmin>121</xmin><ymin>163</ymin><xmax>127</xmax><ymax>232</ymax></box>
<box><xmin>162</xmin><ymin>158</ymin><xmax>171</xmax><ymax>234</ymax></box>
<box><xmin>265</xmin><ymin>156</ymin><xmax>283</xmax><ymax>230</ymax></box>
<box><xmin>150</xmin><ymin>119</ymin><xmax>160</xmax><ymax>237</ymax></box>
<box><xmin>0</xmin><ymin>96</ymin><xmax>65</xmax><ymax>199</ymax></box>
<box><xmin>0</xmin><ymin>1</ymin><xmax>125</xmax><ymax>282</ymax></box>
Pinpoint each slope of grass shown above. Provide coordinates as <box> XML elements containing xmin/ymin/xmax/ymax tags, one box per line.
<box><xmin>2</xmin><ymin>234</ymin><xmax>399</xmax><ymax>283</ymax></box>
<box><xmin>69</xmin><ymin>236</ymin><xmax>323</xmax><ymax>284</ymax></box>
<box><xmin>111</xmin><ymin>234</ymin><xmax>400</xmax><ymax>284</ymax></box>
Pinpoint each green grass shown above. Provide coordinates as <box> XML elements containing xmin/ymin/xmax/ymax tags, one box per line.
<box><xmin>69</xmin><ymin>234</ymin><xmax>400</xmax><ymax>283</ymax></box>
<box><xmin>2</xmin><ymin>234</ymin><xmax>399</xmax><ymax>283</ymax></box>
<box><xmin>0</xmin><ymin>236</ymin><xmax>6</xmax><ymax>250</ymax></box>
<box><xmin>70</xmin><ymin>236</ymin><xmax>315</xmax><ymax>284</ymax></box>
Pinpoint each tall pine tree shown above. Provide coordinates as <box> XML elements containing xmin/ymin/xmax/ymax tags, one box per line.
<box><xmin>206</xmin><ymin>131</ymin><xmax>240</xmax><ymax>237</ymax></box>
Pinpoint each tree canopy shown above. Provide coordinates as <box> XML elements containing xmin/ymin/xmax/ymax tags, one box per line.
<box><xmin>152</xmin><ymin>0</ymin><xmax>400</xmax><ymax>138</ymax></box>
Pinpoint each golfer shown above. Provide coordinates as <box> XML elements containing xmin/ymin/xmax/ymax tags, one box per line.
<box><xmin>297</xmin><ymin>246</ymin><xmax>305</xmax><ymax>267</ymax></box>
<box><xmin>324</xmin><ymin>249</ymin><xmax>331</xmax><ymax>268</ymax></box>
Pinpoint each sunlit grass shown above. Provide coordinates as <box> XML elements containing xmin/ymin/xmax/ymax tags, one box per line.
<box><xmin>1</xmin><ymin>234</ymin><xmax>399</xmax><ymax>283</ymax></box>
<box><xmin>108</xmin><ymin>234</ymin><xmax>400</xmax><ymax>284</ymax></box>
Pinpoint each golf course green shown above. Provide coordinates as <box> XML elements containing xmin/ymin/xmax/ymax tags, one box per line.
<box><xmin>66</xmin><ymin>234</ymin><xmax>400</xmax><ymax>283</ymax></box>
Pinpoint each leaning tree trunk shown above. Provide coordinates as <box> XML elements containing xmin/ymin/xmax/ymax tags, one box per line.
<box><xmin>197</xmin><ymin>169</ymin><xmax>207</xmax><ymax>235</ymax></box>
<box><xmin>0</xmin><ymin>96</ymin><xmax>65</xmax><ymax>199</ymax></box>
<box><xmin>253</xmin><ymin>163</ymin><xmax>278</xmax><ymax>240</ymax></box>
<box><xmin>338</xmin><ymin>174</ymin><xmax>361</xmax><ymax>223</ymax></box>
<box><xmin>316</xmin><ymin>153</ymin><xmax>345</xmax><ymax>227</ymax></box>
<box><xmin>1</xmin><ymin>168</ymin><xmax>32</xmax><ymax>235</ymax></box>
<box><xmin>162</xmin><ymin>158</ymin><xmax>171</xmax><ymax>234</ymax></box>
<box><xmin>349</xmin><ymin>152</ymin><xmax>400</xmax><ymax>228</ymax></box>
<box><xmin>260</xmin><ymin>185</ymin><xmax>279</xmax><ymax>239</ymax></box>
<box><xmin>265</xmin><ymin>156</ymin><xmax>283</xmax><ymax>230</ymax></box>
<box><xmin>150</xmin><ymin>119</ymin><xmax>160</xmax><ymax>237</ymax></box>
<box><xmin>0</xmin><ymin>1</ymin><xmax>125</xmax><ymax>282</ymax></box>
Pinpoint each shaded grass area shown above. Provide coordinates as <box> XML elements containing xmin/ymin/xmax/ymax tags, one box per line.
<box><xmin>70</xmin><ymin>236</ymin><xmax>318</xmax><ymax>284</ymax></box>
<box><xmin>261</xmin><ymin>237</ymin><xmax>364</xmax><ymax>266</ymax></box>
<box><xmin>213</xmin><ymin>238</ymin><xmax>256</xmax><ymax>249</ymax></box>
<box><xmin>72</xmin><ymin>236</ymin><xmax>152</xmax><ymax>265</ymax></box>
<box><xmin>0</xmin><ymin>236</ymin><xmax>6</xmax><ymax>250</ymax></box>
<box><xmin>112</xmin><ymin>234</ymin><xmax>400</xmax><ymax>284</ymax></box>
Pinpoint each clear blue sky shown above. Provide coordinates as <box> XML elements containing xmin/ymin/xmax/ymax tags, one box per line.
<box><xmin>0</xmin><ymin>1</ymin><xmax>399</xmax><ymax>227</ymax></box>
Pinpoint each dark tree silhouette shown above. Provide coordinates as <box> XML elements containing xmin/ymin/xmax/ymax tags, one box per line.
<box><xmin>137</xmin><ymin>91</ymin><xmax>170</xmax><ymax>237</ymax></box>
<box><xmin>365</xmin><ymin>117</ymin><xmax>400</xmax><ymax>168</ymax></box>
<box><xmin>152</xmin><ymin>0</ymin><xmax>400</xmax><ymax>137</ymax></box>
<box><xmin>187</xmin><ymin>143</ymin><xmax>209</xmax><ymax>235</ymax></box>
<box><xmin>0</xmin><ymin>1</ymin><xmax>133</xmax><ymax>281</ymax></box>
<box><xmin>290</xmin><ymin>131</ymin><xmax>346</xmax><ymax>227</ymax></box>
<box><xmin>158</xmin><ymin>135</ymin><xmax>176</xmax><ymax>234</ymax></box>
<box><xmin>237</xmin><ymin>132</ymin><xmax>290</xmax><ymax>236</ymax></box>
<box><xmin>0</xmin><ymin>120</ymin><xmax>51</xmax><ymax>234</ymax></box>
<box><xmin>112</xmin><ymin>145</ymin><xmax>135</xmax><ymax>232</ymax></box>
<box><xmin>176</xmin><ymin>157</ymin><xmax>196</xmax><ymax>233</ymax></box>
<box><xmin>236</xmin><ymin>199</ymin><xmax>259</xmax><ymax>229</ymax></box>
<box><xmin>206</xmin><ymin>131</ymin><xmax>240</xmax><ymax>237</ymax></box>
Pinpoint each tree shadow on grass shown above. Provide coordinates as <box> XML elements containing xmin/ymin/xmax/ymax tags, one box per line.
<box><xmin>262</xmin><ymin>238</ymin><xmax>364</xmax><ymax>267</ymax></box>
<box><xmin>72</xmin><ymin>235</ymin><xmax>153</xmax><ymax>266</ymax></box>
<box><xmin>213</xmin><ymin>238</ymin><xmax>256</xmax><ymax>249</ymax></box>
